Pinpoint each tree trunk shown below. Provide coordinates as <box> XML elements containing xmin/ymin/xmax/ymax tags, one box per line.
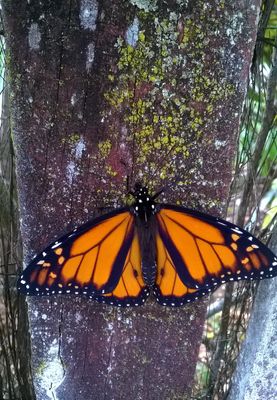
<box><xmin>3</xmin><ymin>1</ymin><xmax>261</xmax><ymax>399</ymax></box>
<box><xmin>228</xmin><ymin>227</ymin><xmax>277</xmax><ymax>400</ymax></box>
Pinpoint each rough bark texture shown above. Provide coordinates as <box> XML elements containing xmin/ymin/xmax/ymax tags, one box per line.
<box><xmin>228</xmin><ymin>227</ymin><xmax>277</xmax><ymax>400</ymax></box>
<box><xmin>3</xmin><ymin>1</ymin><xmax>261</xmax><ymax>399</ymax></box>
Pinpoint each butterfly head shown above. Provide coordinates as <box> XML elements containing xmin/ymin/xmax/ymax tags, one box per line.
<box><xmin>130</xmin><ymin>183</ymin><xmax>158</xmax><ymax>221</ymax></box>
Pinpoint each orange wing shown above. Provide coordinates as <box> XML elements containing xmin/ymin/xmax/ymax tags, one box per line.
<box><xmin>18</xmin><ymin>209</ymin><xmax>148</xmax><ymax>305</ymax></box>
<box><xmin>96</xmin><ymin>229</ymin><xmax>149</xmax><ymax>306</ymax></box>
<box><xmin>154</xmin><ymin>205</ymin><xmax>277</xmax><ymax>306</ymax></box>
<box><xmin>153</xmin><ymin>232</ymin><xmax>200</xmax><ymax>306</ymax></box>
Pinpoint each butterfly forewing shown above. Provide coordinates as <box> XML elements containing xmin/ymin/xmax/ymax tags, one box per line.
<box><xmin>18</xmin><ymin>209</ymin><xmax>137</xmax><ymax>297</ymax></box>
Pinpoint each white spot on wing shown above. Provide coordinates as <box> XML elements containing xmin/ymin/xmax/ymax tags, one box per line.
<box><xmin>51</xmin><ymin>242</ymin><xmax>62</xmax><ymax>249</ymax></box>
<box><xmin>231</xmin><ymin>228</ymin><xmax>243</xmax><ymax>234</ymax></box>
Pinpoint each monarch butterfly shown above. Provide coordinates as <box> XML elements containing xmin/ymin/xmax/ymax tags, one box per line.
<box><xmin>18</xmin><ymin>183</ymin><xmax>277</xmax><ymax>307</ymax></box>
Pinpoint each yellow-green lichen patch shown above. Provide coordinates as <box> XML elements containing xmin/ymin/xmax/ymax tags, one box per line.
<box><xmin>103</xmin><ymin>12</ymin><xmax>196</xmax><ymax>188</ymax></box>
<box><xmin>101</xmin><ymin>4</ymin><xmax>238</xmax><ymax>197</ymax></box>
<box><xmin>105</xmin><ymin>165</ymin><xmax>118</xmax><ymax>177</ymax></box>
<box><xmin>61</xmin><ymin>133</ymin><xmax>81</xmax><ymax>145</ymax></box>
<box><xmin>36</xmin><ymin>360</ymin><xmax>47</xmax><ymax>376</ymax></box>
<box><xmin>98</xmin><ymin>139</ymin><xmax>112</xmax><ymax>158</ymax></box>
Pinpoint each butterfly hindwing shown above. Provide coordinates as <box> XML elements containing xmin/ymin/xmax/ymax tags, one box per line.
<box><xmin>155</xmin><ymin>205</ymin><xmax>277</xmax><ymax>304</ymax></box>
<box><xmin>153</xmin><ymin>231</ymin><xmax>203</xmax><ymax>306</ymax></box>
<box><xmin>94</xmin><ymin>228</ymin><xmax>150</xmax><ymax>306</ymax></box>
<box><xmin>18</xmin><ymin>208</ymin><xmax>139</xmax><ymax>299</ymax></box>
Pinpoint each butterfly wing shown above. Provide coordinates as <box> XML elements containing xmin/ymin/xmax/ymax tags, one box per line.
<box><xmin>154</xmin><ymin>205</ymin><xmax>277</xmax><ymax>306</ymax></box>
<box><xmin>18</xmin><ymin>208</ymin><xmax>146</xmax><ymax>302</ymax></box>
<box><xmin>95</xmin><ymin>228</ymin><xmax>150</xmax><ymax>306</ymax></box>
<box><xmin>153</xmin><ymin>231</ymin><xmax>201</xmax><ymax>306</ymax></box>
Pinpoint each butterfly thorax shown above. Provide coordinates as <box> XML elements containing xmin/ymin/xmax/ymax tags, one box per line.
<box><xmin>131</xmin><ymin>185</ymin><xmax>158</xmax><ymax>223</ymax></box>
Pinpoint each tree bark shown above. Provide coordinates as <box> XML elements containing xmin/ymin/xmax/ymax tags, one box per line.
<box><xmin>3</xmin><ymin>1</ymin><xmax>261</xmax><ymax>399</ymax></box>
<box><xmin>228</xmin><ymin>227</ymin><xmax>277</xmax><ymax>400</ymax></box>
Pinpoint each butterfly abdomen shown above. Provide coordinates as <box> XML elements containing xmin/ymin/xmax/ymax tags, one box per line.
<box><xmin>136</xmin><ymin>217</ymin><xmax>157</xmax><ymax>287</ymax></box>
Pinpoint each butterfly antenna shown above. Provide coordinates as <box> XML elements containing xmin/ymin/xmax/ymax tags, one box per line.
<box><xmin>152</xmin><ymin>188</ymin><xmax>164</xmax><ymax>200</ymax></box>
<box><xmin>126</xmin><ymin>174</ymin><xmax>130</xmax><ymax>193</ymax></box>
